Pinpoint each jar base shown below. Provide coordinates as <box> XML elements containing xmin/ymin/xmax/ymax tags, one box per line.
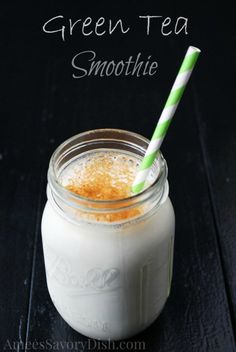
<box><xmin>50</xmin><ymin>292</ymin><xmax>168</xmax><ymax>341</ymax></box>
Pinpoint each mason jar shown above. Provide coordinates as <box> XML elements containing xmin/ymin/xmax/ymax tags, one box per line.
<box><xmin>41</xmin><ymin>129</ymin><xmax>175</xmax><ymax>340</ymax></box>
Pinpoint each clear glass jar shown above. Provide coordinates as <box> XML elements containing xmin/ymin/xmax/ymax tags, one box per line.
<box><xmin>41</xmin><ymin>129</ymin><xmax>175</xmax><ymax>340</ymax></box>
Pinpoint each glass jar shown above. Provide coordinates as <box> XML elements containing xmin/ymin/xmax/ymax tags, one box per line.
<box><xmin>41</xmin><ymin>129</ymin><xmax>175</xmax><ymax>340</ymax></box>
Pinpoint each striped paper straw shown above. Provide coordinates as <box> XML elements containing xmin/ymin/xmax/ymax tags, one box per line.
<box><xmin>132</xmin><ymin>46</ymin><xmax>201</xmax><ymax>194</ymax></box>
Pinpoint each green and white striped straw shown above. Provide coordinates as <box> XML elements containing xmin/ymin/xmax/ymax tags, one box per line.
<box><xmin>132</xmin><ymin>46</ymin><xmax>201</xmax><ymax>194</ymax></box>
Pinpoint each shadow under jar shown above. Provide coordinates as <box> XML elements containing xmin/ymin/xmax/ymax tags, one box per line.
<box><xmin>41</xmin><ymin>129</ymin><xmax>175</xmax><ymax>340</ymax></box>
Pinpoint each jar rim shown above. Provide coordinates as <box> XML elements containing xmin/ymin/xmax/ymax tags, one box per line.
<box><xmin>48</xmin><ymin>128</ymin><xmax>167</xmax><ymax>210</ymax></box>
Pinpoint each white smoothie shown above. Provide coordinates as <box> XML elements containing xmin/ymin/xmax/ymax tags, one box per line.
<box><xmin>41</xmin><ymin>149</ymin><xmax>175</xmax><ymax>340</ymax></box>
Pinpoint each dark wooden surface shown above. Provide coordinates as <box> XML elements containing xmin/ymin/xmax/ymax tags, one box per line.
<box><xmin>1</xmin><ymin>1</ymin><xmax>236</xmax><ymax>351</ymax></box>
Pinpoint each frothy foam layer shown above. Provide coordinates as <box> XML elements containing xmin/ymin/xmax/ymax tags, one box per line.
<box><xmin>58</xmin><ymin>151</ymin><xmax>157</xmax><ymax>222</ymax></box>
<box><xmin>60</xmin><ymin>151</ymin><xmax>154</xmax><ymax>201</ymax></box>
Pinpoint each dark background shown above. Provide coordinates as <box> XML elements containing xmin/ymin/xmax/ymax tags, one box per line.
<box><xmin>1</xmin><ymin>1</ymin><xmax>236</xmax><ymax>351</ymax></box>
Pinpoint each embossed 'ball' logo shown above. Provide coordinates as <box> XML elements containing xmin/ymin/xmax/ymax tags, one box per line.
<box><xmin>86</xmin><ymin>268</ymin><xmax>119</xmax><ymax>289</ymax></box>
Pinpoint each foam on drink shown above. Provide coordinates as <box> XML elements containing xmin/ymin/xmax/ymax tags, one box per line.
<box><xmin>59</xmin><ymin>150</ymin><xmax>156</xmax><ymax>222</ymax></box>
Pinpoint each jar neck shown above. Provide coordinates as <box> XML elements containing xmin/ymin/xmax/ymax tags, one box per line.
<box><xmin>47</xmin><ymin>129</ymin><xmax>168</xmax><ymax>224</ymax></box>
